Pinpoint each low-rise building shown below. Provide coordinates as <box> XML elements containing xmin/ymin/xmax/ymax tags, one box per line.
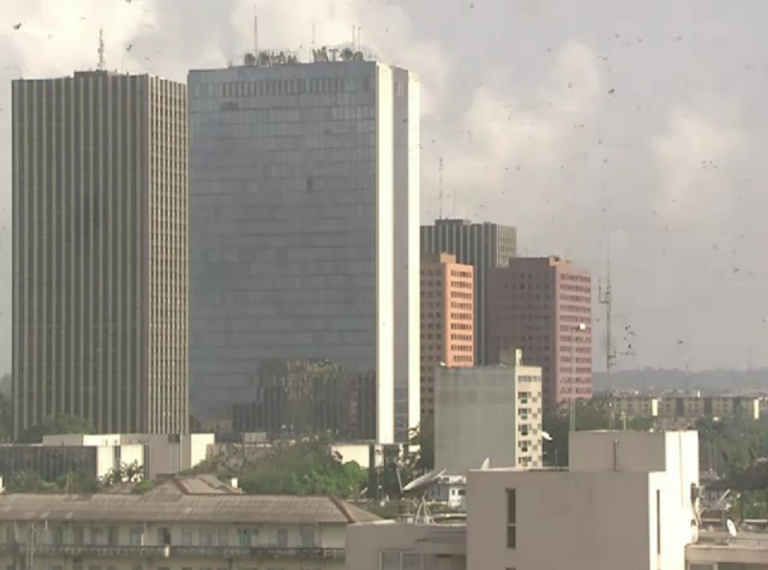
<box><xmin>435</xmin><ymin>349</ymin><xmax>543</xmax><ymax>474</ymax></box>
<box><xmin>346</xmin><ymin>521</ymin><xmax>466</xmax><ymax>570</ymax></box>
<box><xmin>0</xmin><ymin>433</ymin><xmax>215</xmax><ymax>486</ymax></box>
<box><xmin>347</xmin><ymin>429</ymin><xmax>768</xmax><ymax>569</ymax></box>
<box><xmin>658</xmin><ymin>396</ymin><xmax>760</xmax><ymax>422</ymax></box>
<box><xmin>0</xmin><ymin>490</ymin><xmax>377</xmax><ymax>570</ymax></box>
<box><xmin>611</xmin><ymin>395</ymin><xmax>659</xmax><ymax>419</ymax></box>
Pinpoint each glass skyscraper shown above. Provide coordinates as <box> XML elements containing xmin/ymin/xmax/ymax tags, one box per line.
<box><xmin>188</xmin><ymin>55</ymin><xmax>420</xmax><ymax>444</ymax></box>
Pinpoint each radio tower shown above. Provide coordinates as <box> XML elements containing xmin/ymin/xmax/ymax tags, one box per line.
<box><xmin>438</xmin><ymin>157</ymin><xmax>444</xmax><ymax>220</ymax></box>
<box><xmin>599</xmin><ymin>246</ymin><xmax>617</xmax><ymax>428</ymax></box>
<box><xmin>97</xmin><ymin>28</ymin><xmax>105</xmax><ymax>70</ymax></box>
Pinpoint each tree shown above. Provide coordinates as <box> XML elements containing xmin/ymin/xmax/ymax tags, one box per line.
<box><xmin>7</xmin><ymin>470</ymin><xmax>58</xmax><ymax>493</ymax></box>
<box><xmin>407</xmin><ymin>417</ymin><xmax>434</xmax><ymax>473</ymax></box>
<box><xmin>17</xmin><ymin>414</ymin><xmax>94</xmax><ymax>443</ymax></box>
<box><xmin>237</xmin><ymin>437</ymin><xmax>367</xmax><ymax>498</ymax></box>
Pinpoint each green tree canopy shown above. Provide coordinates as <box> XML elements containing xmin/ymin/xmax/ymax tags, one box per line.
<box><xmin>237</xmin><ymin>437</ymin><xmax>367</xmax><ymax>498</ymax></box>
<box><xmin>17</xmin><ymin>414</ymin><xmax>94</xmax><ymax>443</ymax></box>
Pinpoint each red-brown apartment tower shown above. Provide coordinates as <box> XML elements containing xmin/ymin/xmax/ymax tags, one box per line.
<box><xmin>487</xmin><ymin>257</ymin><xmax>592</xmax><ymax>412</ymax></box>
<box><xmin>420</xmin><ymin>253</ymin><xmax>475</xmax><ymax>418</ymax></box>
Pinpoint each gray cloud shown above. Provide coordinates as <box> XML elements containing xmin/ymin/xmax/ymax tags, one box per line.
<box><xmin>0</xmin><ymin>0</ymin><xmax>765</xmax><ymax>373</ymax></box>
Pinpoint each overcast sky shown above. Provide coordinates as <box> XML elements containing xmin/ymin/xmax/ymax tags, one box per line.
<box><xmin>0</xmin><ymin>0</ymin><xmax>766</xmax><ymax>373</ymax></box>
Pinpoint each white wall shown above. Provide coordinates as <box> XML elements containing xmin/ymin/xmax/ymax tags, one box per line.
<box><xmin>435</xmin><ymin>367</ymin><xmax>538</xmax><ymax>474</ymax></box>
<box><xmin>467</xmin><ymin>469</ymin><xmax>654</xmax><ymax>570</ymax></box>
<box><xmin>406</xmin><ymin>70</ymin><xmax>421</xmax><ymax>437</ymax></box>
<box><xmin>375</xmin><ymin>63</ymin><xmax>395</xmax><ymax>445</ymax></box>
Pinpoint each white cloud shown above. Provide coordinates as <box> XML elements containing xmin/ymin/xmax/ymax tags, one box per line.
<box><xmin>651</xmin><ymin>107</ymin><xmax>744</xmax><ymax>225</ymax></box>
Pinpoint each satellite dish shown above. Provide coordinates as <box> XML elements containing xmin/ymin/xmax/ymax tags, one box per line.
<box><xmin>480</xmin><ymin>458</ymin><xmax>490</xmax><ymax>470</ymax></box>
<box><xmin>727</xmin><ymin>519</ymin><xmax>737</xmax><ymax>537</ymax></box>
<box><xmin>542</xmin><ymin>431</ymin><xmax>553</xmax><ymax>441</ymax></box>
<box><xmin>403</xmin><ymin>468</ymin><xmax>446</xmax><ymax>493</ymax></box>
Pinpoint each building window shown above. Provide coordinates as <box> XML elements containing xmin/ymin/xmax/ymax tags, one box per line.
<box><xmin>237</xmin><ymin>528</ymin><xmax>252</xmax><ymax>548</ymax></box>
<box><xmin>199</xmin><ymin>528</ymin><xmax>215</xmax><ymax>546</ymax></box>
<box><xmin>507</xmin><ymin>489</ymin><xmax>517</xmax><ymax>549</ymax></box>
<box><xmin>299</xmin><ymin>527</ymin><xmax>315</xmax><ymax>548</ymax></box>
<box><xmin>182</xmin><ymin>528</ymin><xmax>194</xmax><ymax>546</ymax></box>
<box><xmin>158</xmin><ymin>527</ymin><xmax>171</xmax><ymax>546</ymax></box>
<box><xmin>129</xmin><ymin>527</ymin><xmax>143</xmax><ymax>546</ymax></box>
<box><xmin>276</xmin><ymin>528</ymin><xmax>288</xmax><ymax>548</ymax></box>
<box><xmin>217</xmin><ymin>528</ymin><xmax>229</xmax><ymax>547</ymax></box>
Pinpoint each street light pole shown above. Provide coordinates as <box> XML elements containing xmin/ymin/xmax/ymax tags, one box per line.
<box><xmin>569</xmin><ymin>323</ymin><xmax>587</xmax><ymax>432</ymax></box>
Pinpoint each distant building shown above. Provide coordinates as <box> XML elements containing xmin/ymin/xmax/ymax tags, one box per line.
<box><xmin>658</xmin><ymin>395</ymin><xmax>760</xmax><ymax>423</ymax></box>
<box><xmin>435</xmin><ymin>349</ymin><xmax>543</xmax><ymax>474</ymax></box>
<box><xmin>188</xmin><ymin>55</ymin><xmax>420</xmax><ymax>444</ymax></box>
<box><xmin>487</xmin><ymin>256</ymin><xmax>592</xmax><ymax>411</ymax></box>
<box><xmin>610</xmin><ymin>395</ymin><xmax>760</xmax><ymax>426</ymax></box>
<box><xmin>0</xmin><ymin>491</ymin><xmax>376</xmax><ymax>570</ymax></box>
<box><xmin>421</xmin><ymin>219</ymin><xmax>517</xmax><ymax>365</ymax></box>
<box><xmin>12</xmin><ymin>71</ymin><xmax>189</xmax><ymax>437</ymax></box>
<box><xmin>612</xmin><ymin>395</ymin><xmax>660</xmax><ymax>419</ymax></box>
<box><xmin>420</xmin><ymin>253</ymin><xmax>474</xmax><ymax>418</ymax></box>
<box><xmin>0</xmin><ymin>433</ymin><xmax>214</xmax><ymax>485</ymax></box>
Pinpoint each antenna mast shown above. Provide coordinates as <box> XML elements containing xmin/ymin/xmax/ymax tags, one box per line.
<box><xmin>97</xmin><ymin>28</ymin><xmax>105</xmax><ymax>70</ymax></box>
<box><xmin>599</xmin><ymin>244</ymin><xmax>616</xmax><ymax>428</ymax></box>
<box><xmin>438</xmin><ymin>157</ymin><xmax>444</xmax><ymax>220</ymax></box>
<box><xmin>253</xmin><ymin>5</ymin><xmax>258</xmax><ymax>54</ymax></box>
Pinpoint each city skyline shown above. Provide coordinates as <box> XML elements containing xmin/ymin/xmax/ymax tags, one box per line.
<box><xmin>1</xmin><ymin>0</ymin><xmax>767</xmax><ymax>373</ymax></box>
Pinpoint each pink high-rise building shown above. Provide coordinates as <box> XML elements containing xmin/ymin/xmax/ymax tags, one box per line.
<box><xmin>420</xmin><ymin>253</ymin><xmax>475</xmax><ymax>419</ymax></box>
<box><xmin>488</xmin><ymin>256</ymin><xmax>592</xmax><ymax>411</ymax></box>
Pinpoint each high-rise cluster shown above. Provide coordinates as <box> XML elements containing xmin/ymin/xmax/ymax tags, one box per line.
<box><xmin>11</xmin><ymin>53</ymin><xmax>422</xmax><ymax>445</ymax></box>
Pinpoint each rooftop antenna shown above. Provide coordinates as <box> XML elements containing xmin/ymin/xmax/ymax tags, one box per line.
<box><xmin>97</xmin><ymin>28</ymin><xmax>105</xmax><ymax>70</ymax></box>
<box><xmin>438</xmin><ymin>157</ymin><xmax>444</xmax><ymax>220</ymax></box>
<box><xmin>253</xmin><ymin>5</ymin><xmax>258</xmax><ymax>54</ymax></box>
<box><xmin>311</xmin><ymin>22</ymin><xmax>316</xmax><ymax>50</ymax></box>
<box><xmin>599</xmin><ymin>239</ymin><xmax>616</xmax><ymax>427</ymax></box>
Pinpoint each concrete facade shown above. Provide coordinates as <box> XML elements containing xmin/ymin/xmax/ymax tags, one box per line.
<box><xmin>188</xmin><ymin>58</ymin><xmax>420</xmax><ymax>444</ymax></box>
<box><xmin>0</xmin><ymin>493</ymin><xmax>377</xmax><ymax>570</ymax></box>
<box><xmin>466</xmin><ymin>431</ymin><xmax>699</xmax><ymax>570</ymax></box>
<box><xmin>346</xmin><ymin>521</ymin><xmax>466</xmax><ymax>570</ymax></box>
<box><xmin>42</xmin><ymin>433</ymin><xmax>214</xmax><ymax>479</ymax></box>
<box><xmin>12</xmin><ymin>71</ymin><xmax>189</xmax><ymax>437</ymax></box>
<box><xmin>487</xmin><ymin>256</ymin><xmax>593</xmax><ymax>411</ymax></box>
<box><xmin>435</xmin><ymin>349</ymin><xmax>543</xmax><ymax>474</ymax></box>
<box><xmin>420</xmin><ymin>253</ymin><xmax>474</xmax><ymax>418</ymax></box>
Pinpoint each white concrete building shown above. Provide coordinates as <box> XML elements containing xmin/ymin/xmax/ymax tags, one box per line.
<box><xmin>0</xmin><ymin>434</ymin><xmax>216</xmax><ymax>485</ymax></box>
<box><xmin>435</xmin><ymin>349</ymin><xmax>543</xmax><ymax>474</ymax></box>
<box><xmin>467</xmin><ymin>430</ymin><xmax>699</xmax><ymax>570</ymax></box>
<box><xmin>42</xmin><ymin>433</ymin><xmax>215</xmax><ymax>479</ymax></box>
<box><xmin>346</xmin><ymin>521</ymin><xmax>466</xmax><ymax>570</ymax></box>
<box><xmin>348</xmin><ymin>429</ymin><xmax>768</xmax><ymax>569</ymax></box>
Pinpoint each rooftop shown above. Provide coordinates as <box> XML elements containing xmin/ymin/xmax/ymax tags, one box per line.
<box><xmin>0</xmin><ymin>493</ymin><xmax>379</xmax><ymax>525</ymax></box>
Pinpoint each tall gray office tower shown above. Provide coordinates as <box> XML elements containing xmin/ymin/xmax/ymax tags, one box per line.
<box><xmin>12</xmin><ymin>71</ymin><xmax>189</xmax><ymax>438</ymax></box>
<box><xmin>421</xmin><ymin>219</ymin><xmax>517</xmax><ymax>365</ymax></box>
<box><xmin>189</xmin><ymin>50</ymin><xmax>420</xmax><ymax>444</ymax></box>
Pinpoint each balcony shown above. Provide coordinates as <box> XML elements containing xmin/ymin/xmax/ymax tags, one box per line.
<box><xmin>7</xmin><ymin>543</ymin><xmax>345</xmax><ymax>560</ymax></box>
<box><xmin>174</xmin><ymin>546</ymin><xmax>345</xmax><ymax>560</ymax></box>
<box><xmin>13</xmin><ymin>544</ymin><xmax>170</xmax><ymax>558</ymax></box>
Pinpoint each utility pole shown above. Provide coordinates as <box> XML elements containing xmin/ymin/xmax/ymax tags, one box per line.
<box><xmin>599</xmin><ymin>246</ymin><xmax>617</xmax><ymax>428</ymax></box>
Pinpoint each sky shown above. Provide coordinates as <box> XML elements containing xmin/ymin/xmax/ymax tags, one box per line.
<box><xmin>0</xmin><ymin>0</ymin><xmax>767</xmax><ymax>373</ymax></box>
